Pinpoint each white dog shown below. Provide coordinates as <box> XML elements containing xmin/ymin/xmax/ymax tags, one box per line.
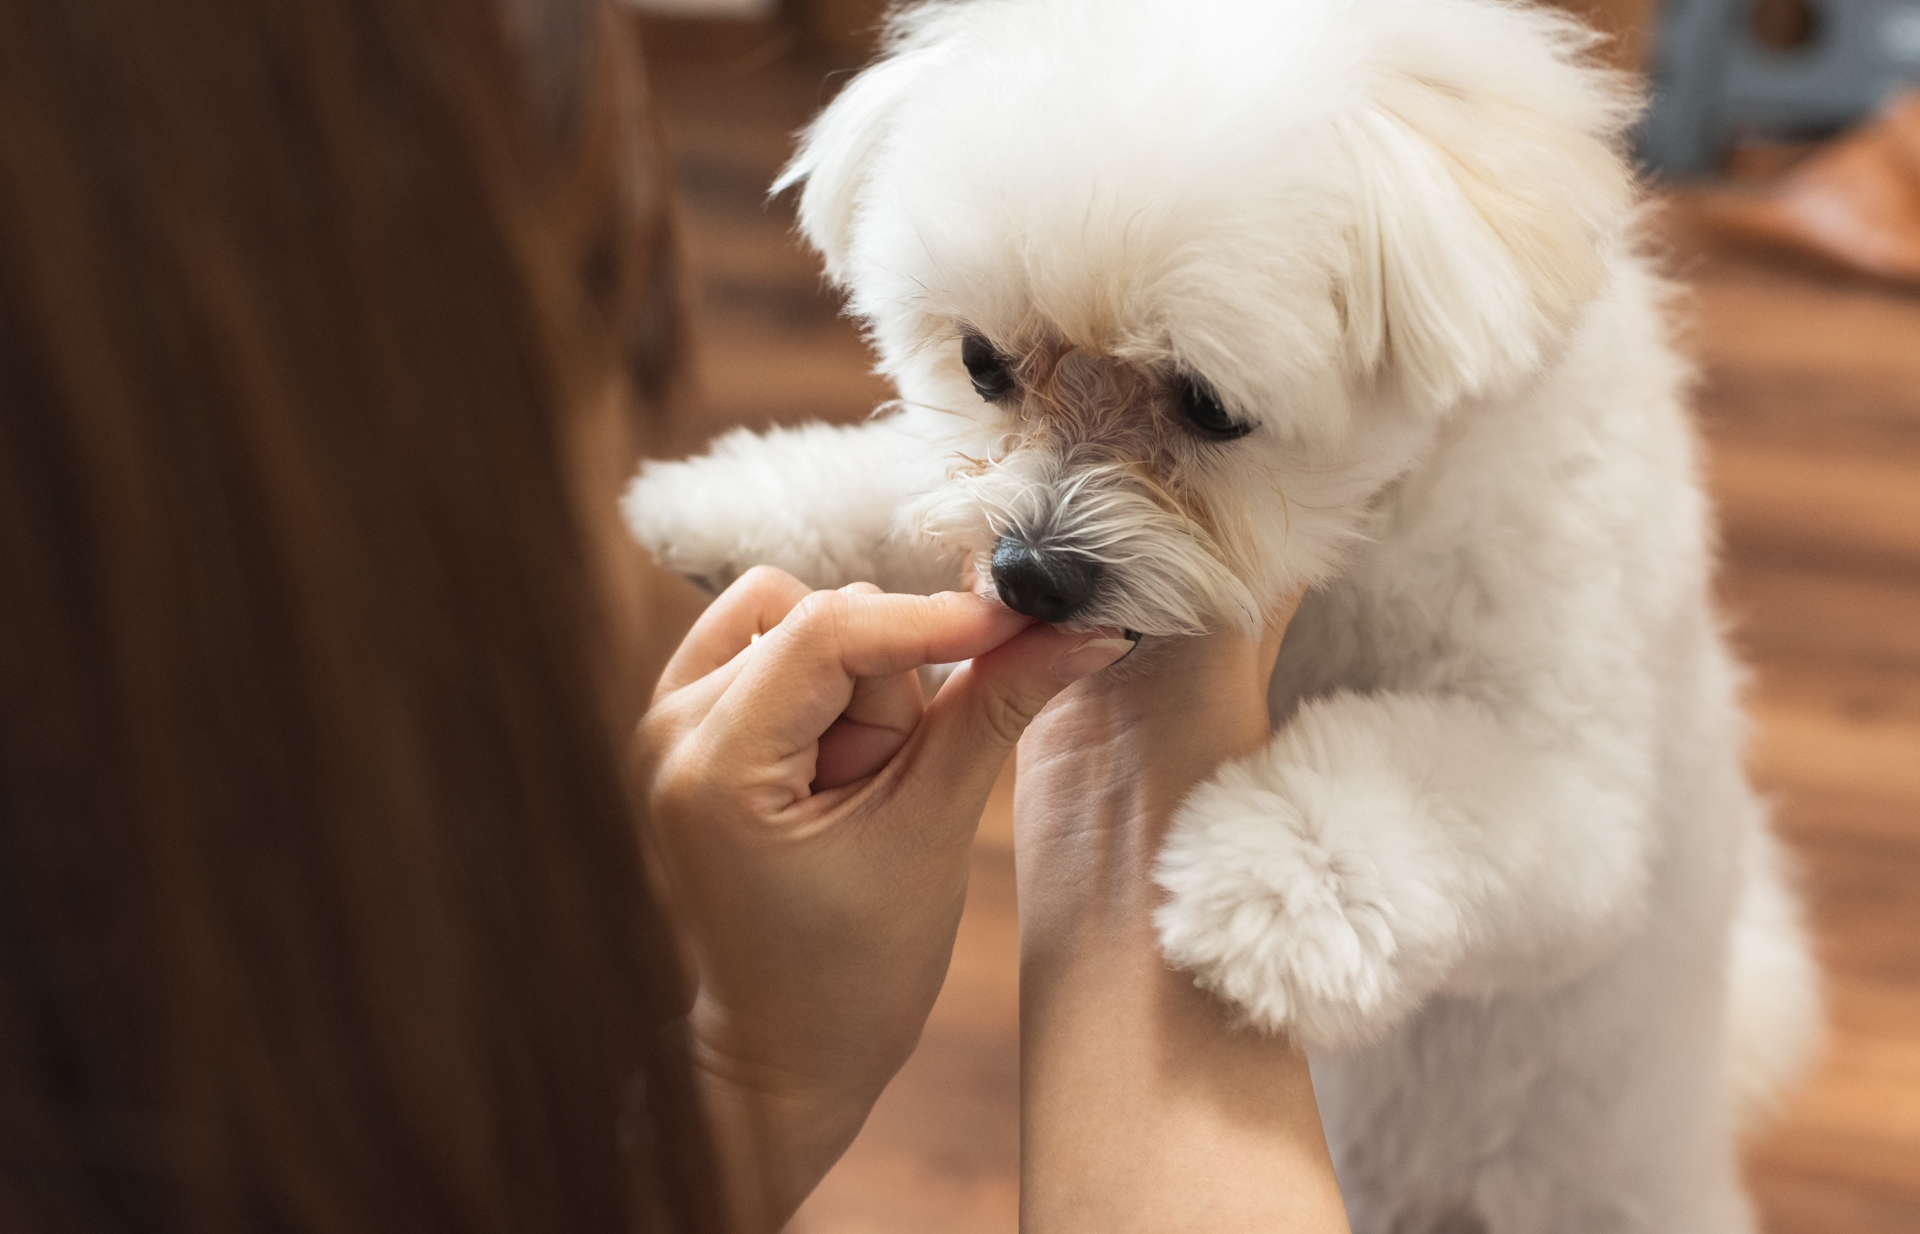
<box><xmin>625</xmin><ymin>0</ymin><xmax>1821</xmax><ymax>1227</ymax></box>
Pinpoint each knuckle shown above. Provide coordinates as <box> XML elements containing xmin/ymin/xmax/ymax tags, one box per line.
<box><xmin>634</xmin><ymin>711</ymin><xmax>670</xmax><ymax>765</ymax></box>
<box><xmin>787</xmin><ymin>588</ymin><xmax>849</xmax><ymax>636</ymax></box>
<box><xmin>647</xmin><ymin>744</ymin><xmax>710</xmax><ymax>824</ymax></box>
<box><xmin>735</xmin><ymin>563</ymin><xmax>797</xmax><ymax>595</ymax></box>
<box><xmin>640</xmin><ymin>690</ymin><xmax>696</xmax><ymax>741</ymax></box>
<box><xmin>718</xmin><ymin>565</ymin><xmax>804</xmax><ymax>619</ymax></box>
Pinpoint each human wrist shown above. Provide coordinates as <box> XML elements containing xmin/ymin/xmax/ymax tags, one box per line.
<box><xmin>689</xmin><ymin>1024</ymin><xmax>892</xmax><ymax>1234</ymax></box>
<box><xmin>1011</xmin><ymin>636</ymin><xmax>1280</xmax><ymax>1046</ymax></box>
<box><xmin>1012</xmin><ymin>645</ymin><xmax>1275</xmax><ymax>911</ymax></box>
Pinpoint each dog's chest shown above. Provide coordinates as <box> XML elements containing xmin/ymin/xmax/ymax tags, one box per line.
<box><xmin>1264</xmin><ymin>491</ymin><xmax>1483</xmax><ymax>725</ymax></box>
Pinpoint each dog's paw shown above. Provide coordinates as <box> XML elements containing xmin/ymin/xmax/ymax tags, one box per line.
<box><xmin>622</xmin><ymin>423</ymin><xmax>928</xmax><ymax>595</ymax></box>
<box><xmin>1153</xmin><ymin>748</ymin><xmax>1453</xmax><ymax>1049</ymax></box>
<box><xmin>621</xmin><ymin>461</ymin><xmax>755</xmax><ymax>592</ymax></box>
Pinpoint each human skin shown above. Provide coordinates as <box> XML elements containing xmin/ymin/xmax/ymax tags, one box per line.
<box><xmin>1015</xmin><ymin>595</ymin><xmax>1354</xmax><ymax>1233</ymax></box>
<box><xmin>635</xmin><ymin>566</ymin><xmax>1135</xmax><ymax>1231</ymax></box>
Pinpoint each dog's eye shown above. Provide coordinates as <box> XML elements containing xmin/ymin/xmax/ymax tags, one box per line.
<box><xmin>1178</xmin><ymin>378</ymin><xmax>1252</xmax><ymax>440</ymax></box>
<box><xmin>961</xmin><ymin>333</ymin><xmax>1016</xmax><ymax>402</ymax></box>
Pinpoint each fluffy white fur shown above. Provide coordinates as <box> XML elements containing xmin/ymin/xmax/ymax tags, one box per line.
<box><xmin>623</xmin><ymin>1</ymin><xmax>1821</xmax><ymax>1228</ymax></box>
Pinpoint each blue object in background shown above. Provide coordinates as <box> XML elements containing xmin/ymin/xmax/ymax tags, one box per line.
<box><xmin>1641</xmin><ymin>0</ymin><xmax>1920</xmax><ymax>176</ymax></box>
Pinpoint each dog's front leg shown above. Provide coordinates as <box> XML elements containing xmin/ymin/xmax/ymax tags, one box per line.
<box><xmin>623</xmin><ymin>413</ymin><xmax>958</xmax><ymax>596</ymax></box>
<box><xmin>1153</xmin><ymin>689</ymin><xmax>1657</xmax><ymax>1049</ymax></box>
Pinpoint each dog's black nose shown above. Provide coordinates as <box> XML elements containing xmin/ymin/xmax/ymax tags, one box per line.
<box><xmin>991</xmin><ymin>537</ymin><xmax>1102</xmax><ymax>623</ymax></box>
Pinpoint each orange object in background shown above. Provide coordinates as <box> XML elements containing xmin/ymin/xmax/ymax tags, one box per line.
<box><xmin>1702</xmin><ymin>91</ymin><xmax>1920</xmax><ymax>287</ymax></box>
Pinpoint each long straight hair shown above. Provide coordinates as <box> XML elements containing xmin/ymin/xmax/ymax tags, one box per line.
<box><xmin>0</xmin><ymin>0</ymin><xmax>717</xmax><ymax>1230</ymax></box>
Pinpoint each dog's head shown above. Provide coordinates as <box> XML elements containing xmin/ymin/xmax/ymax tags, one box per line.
<box><xmin>776</xmin><ymin>0</ymin><xmax>1638</xmax><ymax>635</ymax></box>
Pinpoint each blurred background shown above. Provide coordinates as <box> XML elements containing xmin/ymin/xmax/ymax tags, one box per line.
<box><xmin>619</xmin><ymin>2</ymin><xmax>1919</xmax><ymax>1230</ymax></box>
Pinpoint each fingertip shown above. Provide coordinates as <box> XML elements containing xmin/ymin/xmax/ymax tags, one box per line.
<box><xmin>875</xmin><ymin>588</ymin><xmax>1034</xmax><ymax>665</ymax></box>
<box><xmin>926</xmin><ymin>588</ymin><xmax>1003</xmax><ymax>610</ymax></box>
<box><xmin>1051</xmin><ymin>630</ymin><xmax>1139</xmax><ymax>684</ymax></box>
<box><xmin>929</xmin><ymin>588</ymin><xmax>1032</xmax><ymax>634</ymax></box>
<box><xmin>912</xmin><ymin>629</ymin><xmax>1050</xmax><ymax>768</ymax></box>
<box><xmin>951</xmin><ymin>625</ymin><xmax>1137</xmax><ymax>729</ymax></box>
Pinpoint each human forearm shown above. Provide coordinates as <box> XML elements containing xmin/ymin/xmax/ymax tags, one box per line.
<box><xmin>691</xmin><ymin>1039</ymin><xmax>891</xmax><ymax>1234</ymax></box>
<box><xmin>1013</xmin><ymin>622</ymin><xmax>1351</xmax><ymax>1233</ymax></box>
<box><xmin>1016</xmin><ymin>766</ymin><xmax>1349</xmax><ymax>1232</ymax></box>
<box><xmin>1018</xmin><ymin>920</ymin><xmax>1347</xmax><ymax>1233</ymax></box>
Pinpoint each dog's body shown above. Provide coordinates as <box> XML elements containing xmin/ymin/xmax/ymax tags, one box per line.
<box><xmin>626</xmin><ymin>0</ymin><xmax>1820</xmax><ymax>1228</ymax></box>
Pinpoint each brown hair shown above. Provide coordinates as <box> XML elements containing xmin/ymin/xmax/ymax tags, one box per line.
<box><xmin>0</xmin><ymin>0</ymin><xmax>716</xmax><ymax>1230</ymax></box>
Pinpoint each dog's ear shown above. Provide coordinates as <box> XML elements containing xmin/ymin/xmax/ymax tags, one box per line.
<box><xmin>1336</xmin><ymin>73</ymin><xmax>1637</xmax><ymax>409</ymax></box>
<box><xmin>772</xmin><ymin>45</ymin><xmax>940</xmax><ymax>284</ymax></box>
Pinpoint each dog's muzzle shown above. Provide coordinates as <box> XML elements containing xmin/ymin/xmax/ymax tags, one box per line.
<box><xmin>990</xmin><ymin>536</ymin><xmax>1102</xmax><ymax>624</ymax></box>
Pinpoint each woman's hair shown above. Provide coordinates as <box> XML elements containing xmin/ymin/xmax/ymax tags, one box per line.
<box><xmin>0</xmin><ymin>0</ymin><xmax>715</xmax><ymax>1229</ymax></box>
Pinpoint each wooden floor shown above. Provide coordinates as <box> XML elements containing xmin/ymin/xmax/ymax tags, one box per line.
<box><xmin>635</xmin><ymin>21</ymin><xmax>1920</xmax><ymax>1233</ymax></box>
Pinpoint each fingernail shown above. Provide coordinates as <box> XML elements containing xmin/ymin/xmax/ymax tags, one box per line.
<box><xmin>1053</xmin><ymin>630</ymin><xmax>1138</xmax><ymax>683</ymax></box>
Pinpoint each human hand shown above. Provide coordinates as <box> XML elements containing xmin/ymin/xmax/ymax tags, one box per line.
<box><xmin>635</xmin><ymin>566</ymin><xmax>1136</xmax><ymax>1230</ymax></box>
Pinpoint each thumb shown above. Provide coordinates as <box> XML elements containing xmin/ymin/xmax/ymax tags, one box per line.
<box><xmin>913</xmin><ymin>623</ymin><xmax>1139</xmax><ymax>797</ymax></box>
